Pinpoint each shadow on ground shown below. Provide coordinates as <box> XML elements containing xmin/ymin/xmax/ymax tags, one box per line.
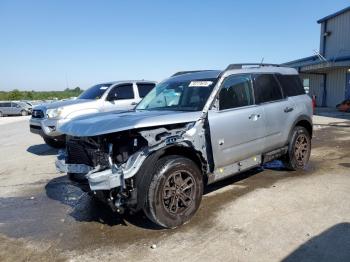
<box><xmin>283</xmin><ymin>223</ymin><xmax>350</xmax><ymax>262</ymax></box>
<box><xmin>27</xmin><ymin>144</ymin><xmax>58</xmax><ymax>156</ymax></box>
<box><xmin>43</xmin><ymin>160</ymin><xmax>293</xmax><ymax>229</ymax></box>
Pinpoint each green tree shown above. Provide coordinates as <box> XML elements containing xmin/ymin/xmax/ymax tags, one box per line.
<box><xmin>7</xmin><ymin>89</ymin><xmax>22</xmax><ymax>100</ymax></box>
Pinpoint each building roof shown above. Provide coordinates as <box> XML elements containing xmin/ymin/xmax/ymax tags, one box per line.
<box><xmin>317</xmin><ymin>6</ymin><xmax>350</xmax><ymax>23</ymax></box>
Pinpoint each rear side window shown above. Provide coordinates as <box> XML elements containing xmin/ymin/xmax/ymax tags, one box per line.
<box><xmin>219</xmin><ymin>75</ymin><xmax>254</xmax><ymax>110</ymax></box>
<box><xmin>109</xmin><ymin>84</ymin><xmax>134</xmax><ymax>100</ymax></box>
<box><xmin>2</xmin><ymin>102</ymin><xmax>11</xmax><ymax>107</ymax></box>
<box><xmin>276</xmin><ymin>74</ymin><xmax>305</xmax><ymax>97</ymax></box>
<box><xmin>137</xmin><ymin>83</ymin><xmax>155</xmax><ymax>98</ymax></box>
<box><xmin>253</xmin><ymin>74</ymin><xmax>283</xmax><ymax>103</ymax></box>
<box><xmin>0</xmin><ymin>103</ymin><xmax>4</xmax><ymax>107</ymax></box>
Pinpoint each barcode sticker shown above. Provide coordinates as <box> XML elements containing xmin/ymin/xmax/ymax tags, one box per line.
<box><xmin>189</xmin><ymin>81</ymin><xmax>213</xmax><ymax>87</ymax></box>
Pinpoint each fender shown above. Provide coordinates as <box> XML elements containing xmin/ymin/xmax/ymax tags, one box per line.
<box><xmin>287</xmin><ymin>114</ymin><xmax>313</xmax><ymax>143</ymax></box>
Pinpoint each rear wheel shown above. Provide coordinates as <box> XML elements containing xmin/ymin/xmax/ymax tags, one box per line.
<box><xmin>21</xmin><ymin>110</ymin><xmax>28</xmax><ymax>116</ymax></box>
<box><xmin>43</xmin><ymin>136</ymin><xmax>66</xmax><ymax>149</ymax></box>
<box><xmin>143</xmin><ymin>156</ymin><xmax>203</xmax><ymax>228</ymax></box>
<box><xmin>283</xmin><ymin>126</ymin><xmax>311</xmax><ymax>170</ymax></box>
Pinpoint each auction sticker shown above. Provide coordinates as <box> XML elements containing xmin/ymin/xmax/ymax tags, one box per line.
<box><xmin>189</xmin><ymin>81</ymin><xmax>213</xmax><ymax>87</ymax></box>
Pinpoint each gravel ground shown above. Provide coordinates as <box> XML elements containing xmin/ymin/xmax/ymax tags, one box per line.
<box><xmin>0</xmin><ymin>115</ymin><xmax>349</xmax><ymax>262</ymax></box>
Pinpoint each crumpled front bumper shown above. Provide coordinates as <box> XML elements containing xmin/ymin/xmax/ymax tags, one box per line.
<box><xmin>55</xmin><ymin>152</ymin><xmax>123</xmax><ymax>191</ymax></box>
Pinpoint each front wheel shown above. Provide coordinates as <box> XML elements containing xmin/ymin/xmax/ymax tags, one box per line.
<box><xmin>282</xmin><ymin>126</ymin><xmax>311</xmax><ymax>170</ymax></box>
<box><xmin>143</xmin><ymin>156</ymin><xmax>203</xmax><ymax>228</ymax></box>
<box><xmin>21</xmin><ymin>110</ymin><xmax>28</xmax><ymax>116</ymax></box>
<box><xmin>43</xmin><ymin>136</ymin><xmax>66</xmax><ymax>149</ymax></box>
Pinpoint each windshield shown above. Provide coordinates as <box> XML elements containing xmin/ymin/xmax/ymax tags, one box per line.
<box><xmin>136</xmin><ymin>78</ymin><xmax>216</xmax><ymax>111</ymax></box>
<box><xmin>78</xmin><ymin>84</ymin><xmax>113</xmax><ymax>100</ymax></box>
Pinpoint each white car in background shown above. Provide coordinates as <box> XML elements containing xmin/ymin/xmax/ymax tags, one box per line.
<box><xmin>30</xmin><ymin>80</ymin><xmax>156</xmax><ymax>148</ymax></box>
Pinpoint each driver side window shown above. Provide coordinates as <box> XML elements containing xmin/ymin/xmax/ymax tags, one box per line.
<box><xmin>219</xmin><ymin>75</ymin><xmax>254</xmax><ymax>110</ymax></box>
<box><xmin>108</xmin><ymin>84</ymin><xmax>134</xmax><ymax>100</ymax></box>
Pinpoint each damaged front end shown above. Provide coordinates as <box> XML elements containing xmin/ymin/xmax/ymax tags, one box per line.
<box><xmin>56</xmin><ymin>119</ymin><xmax>209</xmax><ymax>213</ymax></box>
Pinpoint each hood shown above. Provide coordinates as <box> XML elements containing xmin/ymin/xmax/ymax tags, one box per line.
<box><xmin>33</xmin><ymin>99</ymin><xmax>93</xmax><ymax>111</ymax></box>
<box><xmin>59</xmin><ymin>110</ymin><xmax>202</xmax><ymax>137</ymax></box>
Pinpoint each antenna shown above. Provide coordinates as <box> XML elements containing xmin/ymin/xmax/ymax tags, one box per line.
<box><xmin>260</xmin><ymin>57</ymin><xmax>264</xmax><ymax>65</ymax></box>
<box><xmin>65</xmin><ymin>73</ymin><xmax>69</xmax><ymax>90</ymax></box>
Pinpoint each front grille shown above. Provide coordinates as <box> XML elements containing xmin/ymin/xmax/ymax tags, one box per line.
<box><xmin>32</xmin><ymin>109</ymin><xmax>44</xmax><ymax>118</ymax></box>
<box><xmin>66</xmin><ymin>138</ymin><xmax>109</xmax><ymax>168</ymax></box>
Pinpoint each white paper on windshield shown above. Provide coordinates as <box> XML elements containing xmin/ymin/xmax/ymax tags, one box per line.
<box><xmin>189</xmin><ymin>81</ymin><xmax>213</xmax><ymax>87</ymax></box>
<box><xmin>100</xmin><ymin>86</ymin><xmax>109</xmax><ymax>90</ymax></box>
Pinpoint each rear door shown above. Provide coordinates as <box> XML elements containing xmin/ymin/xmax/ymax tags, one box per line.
<box><xmin>136</xmin><ymin>82</ymin><xmax>156</xmax><ymax>100</ymax></box>
<box><xmin>104</xmin><ymin>83</ymin><xmax>136</xmax><ymax>111</ymax></box>
<box><xmin>208</xmin><ymin>74</ymin><xmax>266</xmax><ymax>168</ymax></box>
<box><xmin>253</xmin><ymin>74</ymin><xmax>296</xmax><ymax>152</ymax></box>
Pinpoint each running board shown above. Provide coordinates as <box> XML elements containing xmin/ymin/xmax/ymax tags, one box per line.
<box><xmin>262</xmin><ymin>146</ymin><xmax>288</xmax><ymax>163</ymax></box>
<box><xmin>208</xmin><ymin>155</ymin><xmax>262</xmax><ymax>184</ymax></box>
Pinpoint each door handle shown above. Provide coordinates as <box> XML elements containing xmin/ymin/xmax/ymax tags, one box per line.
<box><xmin>249</xmin><ymin>114</ymin><xmax>261</xmax><ymax>120</ymax></box>
<box><xmin>284</xmin><ymin>107</ymin><xmax>294</xmax><ymax>113</ymax></box>
<box><xmin>131</xmin><ymin>102</ymin><xmax>137</xmax><ymax>105</ymax></box>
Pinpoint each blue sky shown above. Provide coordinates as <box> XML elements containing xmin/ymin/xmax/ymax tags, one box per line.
<box><xmin>0</xmin><ymin>0</ymin><xmax>349</xmax><ymax>91</ymax></box>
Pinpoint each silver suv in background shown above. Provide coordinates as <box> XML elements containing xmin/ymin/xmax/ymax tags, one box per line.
<box><xmin>0</xmin><ymin>101</ymin><xmax>32</xmax><ymax>117</ymax></box>
<box><xmin>56</xmin><ymin>64</ymin><xmax>312</xmax><ymax>228</ymax></box>
<box><xmin>30</xmin><ymin>80</ymin><xmax>156</xmax><ymax>148</ymax></box>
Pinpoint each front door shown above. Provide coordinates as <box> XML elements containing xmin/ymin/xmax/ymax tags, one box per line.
<box><xmin>104</xmin><ymin>83</ymin><xmax>136</xmax><ymax>112</ymax></box>
<box><xmin>346</xmin><ymin>72</ymin><xmax>350</xmax><ymax>99</ymax></box>
<box><xmin>208</xmin><ymin>74</ymin><xmax>265</xmax><ymax>169</ymax></box>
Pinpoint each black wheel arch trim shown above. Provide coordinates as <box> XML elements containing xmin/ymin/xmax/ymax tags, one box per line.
<box><xmin>134</xmin><ymin>144</ymin><xmax>206</xmax><ymax>212</ymax></box>
<box><xmin>288</xmin><ymin>114</ymin><xmax>313</xmax><ymax>143</ymax></box>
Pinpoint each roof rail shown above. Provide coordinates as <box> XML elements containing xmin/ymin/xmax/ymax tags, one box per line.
<box><xmin>171</xmin><ymin>70</ymin><xmax>215</xmax><ymax>77</ymax></box>
<box><xmin>225</xmin><ymin>63</ymin><xmax>282</xmax><ymax>71</ymax></box>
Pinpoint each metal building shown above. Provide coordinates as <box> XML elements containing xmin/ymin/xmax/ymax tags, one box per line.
<box><xmin>284</xmin><ymin>6</ymin><xmax>350</xmax><ymax>107</ymax></box>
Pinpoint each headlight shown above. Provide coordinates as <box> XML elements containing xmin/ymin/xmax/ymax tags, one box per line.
<box><xmin>46</xmin><ymin>108</ymin><xmax>63</xmax><ymax>119</ymax></box>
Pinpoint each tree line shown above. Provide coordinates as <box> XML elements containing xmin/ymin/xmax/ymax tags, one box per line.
<box><xmin>0</xmin><ymin>87</ymin><xmax>83</xmax><ymax>101</ymax></box>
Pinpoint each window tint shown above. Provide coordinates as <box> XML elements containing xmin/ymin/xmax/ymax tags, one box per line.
<box><xmin>0</xmin><ymin>103</ymin><xmax>3</xmax><ymax>107</ymax></box>
<box><xmin>253</xmin><ymin>74</ymin><xmax>283</xmax><ymax>103</ymax></box>
<box><xmin>78</xmin><ymin>83</ymin><xmax>112</xmax><ymax>100</ymax></box>
<box><xmin>137</xmin><ymin>83</ymin><xmax>155</xmax><ymax>98</ymax></box>
<box><xmin>219</xmin><ymin>75</ymin><xmax>254</xmax><ymax>110</ymax></box>
<box><xmin>12</xmin><ymin>103</ymin><xmax>19</xmax><ymax>107</ymax></box>
<box><xmin>276</xmin><ymin>74</ymin><xmax>305</xmax><ymax>97</ymax></box>
<box><xmin>108</xmin><ymin>84</ymin><xmax>134</xmax><ymax>100</ymax></box>
<box><xmin>2</xmin><ymin>102</ymin><xmax>11</xmax><ymax>107</ymax></box>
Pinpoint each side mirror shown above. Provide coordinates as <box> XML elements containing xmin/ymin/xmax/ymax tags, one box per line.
<box><xmin>211</xmin><ymin>97</ymin><xmax>220</xmax><ymax>111</ymax></box>
<box><xmin>107</xmin><ymin>92</ymin><xmax>118</xmax><ymax>101</ymax></box>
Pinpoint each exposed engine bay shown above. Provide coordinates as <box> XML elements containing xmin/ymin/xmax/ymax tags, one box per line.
<box><xmin>56</xmin><ymin>120</ymin><xmax>210</xmax><ymax>213</ymax></box>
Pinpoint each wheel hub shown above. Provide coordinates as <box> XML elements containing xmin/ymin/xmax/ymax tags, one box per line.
<box><xmin>162</xmin><ymin>170</ymin><xmax>195</xmax><ymax>214</ymax></box>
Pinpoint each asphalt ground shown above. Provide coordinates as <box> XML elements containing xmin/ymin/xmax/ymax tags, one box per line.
<box><xmin>0</xmin><ymin>115</ymin><xmax>349</xmax><ymax>262</ymax></box>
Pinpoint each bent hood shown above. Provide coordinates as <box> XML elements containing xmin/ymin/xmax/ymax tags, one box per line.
<box><xmin>59</xmin><ymin>110</ymin><xmax>202</xmax><ymax>137</ymax></box>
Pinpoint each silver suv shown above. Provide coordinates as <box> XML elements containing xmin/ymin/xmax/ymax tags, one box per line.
<box><xmin>56</xmin><ymin>64</ymin><xmax>313</xmax><ymax>228</ymax></box>
<box><xmin>0</xmin><ymin>101</ymin><xmax>32</xmax><ymax>117</ymax></box>
<box><xmin>30</xmin><ymin>80</ymin><xmax>156</xmax><ymax>148</ymax></box>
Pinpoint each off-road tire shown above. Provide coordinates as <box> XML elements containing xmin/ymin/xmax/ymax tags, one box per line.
<box><xmin>283</xmin><ymin>126</ymin><xmax>311</xmax><ymax>170</ymax></box>
<box><xmin>21</xmin><ymin>110</ymin><xmax>28</xmax><ymax>116</ymax></box>
<box><xmin>143</xmin><ymin>156</ymin><xmax>203</xmax><ymax>228</ymax></box>
<box><xmin>43</xmin><ymin>136</ymin><xmax>66</xmax><ymax>149</ymax></box>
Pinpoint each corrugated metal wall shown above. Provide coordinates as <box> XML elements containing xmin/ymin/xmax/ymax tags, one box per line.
<box><xmin>300</xmin><ymin>73</ymin><xmax>324</xmax><ymax>106</ymax></box>
<box><xmin>324</xmin><ymin>11</ymin><xmax>350</xmax><ymax>58</ymax></box>
<box><xmin>326</xmin><ymin>68</ymin><xmax>347</xmax><ymax>106</ymax></box>
<box><xmin>300</xmin><ymin>68</ymin><xmax>346</xmax><ymax>107</ymax></box>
